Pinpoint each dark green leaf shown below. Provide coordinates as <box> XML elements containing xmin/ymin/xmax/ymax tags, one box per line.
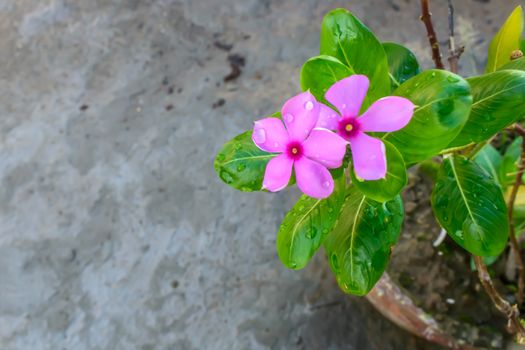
<box><xmin>382</xmin><ymin>42</ymin><xmax>421</xmax><ymax>89</ymax></box>
<box><xmin>501</xmin><ymin>137</ymin><xmax>523</xmax><ymax>188</ymax></box>
<box><xmin>474</xmin><ymin>144</ymin><xmax>503</xmax><ymax>188</ymax></box>
<box><xmin>448</xmin><ymin>70</ymin><xmax>525</xmax><ymax>148</ymax></box>
<box><xmin>384</xmin><ymin>70</ymin><xmax>472</xmax><ymax>164</ymax></box>
<box><xmin>350</xmin><ymin>141</ymin><xmax>407</xmax><ymax>202</ymax></box>
<box><xmin>324</xmin><ymin>187</ymin><xmax>404</xmax><ymax>296</ymax></box>
<box><xmin>320</xmin><ymin>8</ymin><xmax>390</xmax><ymax>107</ymax></box>
<box><xmin>431</xmin><ymin>155</ymin><xmax>509</xmax><ymax>256</ymax></box>
<box><xmin>300</xmin><ymin>55</ymin><xmax>354</xmax><ymax>105</ymax></box>
<box><xmin>277</xmin><ymin>169</ymin><xmax>346</xmax><ymax>269</ymax></box>
<box><xmin>214</xmin><ymin>131</ymin><xmax>275</xmax><ymax>191</ymax></box>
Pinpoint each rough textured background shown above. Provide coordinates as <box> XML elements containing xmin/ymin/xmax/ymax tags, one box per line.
<box><xmin>0</xmin><ymin>0</ymin><xmax>521</xmax><ymax>349</ymax></box>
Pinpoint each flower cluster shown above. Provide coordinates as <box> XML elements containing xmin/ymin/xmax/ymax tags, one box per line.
<box><xmin>252</xmin><ymin>75</ymin><xmax>415</xmax><ymax>199</ymax></box>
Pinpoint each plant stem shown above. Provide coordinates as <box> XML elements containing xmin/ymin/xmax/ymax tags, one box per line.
<box><xmin>473</xmin><ymin>256</ymin><xmax>525</xmax><ymax>343</ymax></box>
<box><xmin>420</xmin><ymin>0</ymin><xmax>445</xmax><ymax>69</ymax></box>
<box><xmin>446</xmin><ymin>0</ymin><xmax>464</xmax><ymax>73</ymax></box>
<box><xmin>507</xmin><ymin>124</ymin><xmax>525</xmax><ymax>305</ymax></box>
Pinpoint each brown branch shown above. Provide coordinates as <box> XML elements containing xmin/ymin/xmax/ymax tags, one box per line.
<box><xmin>507</xmin><ymin>124</ymin><xmax>525</xmax><ymax>305</ymax></box>
<box><xmin>446</xmin><ymin>0</ymin><xmax>464</xmax><ymax>73</ymax></box>
<box><xmin>420</xmin><ymin>0</ymin><xmax>445</xmax><ymax>69</ymax></box>
<box><xmin>473</xmin><ymin>256</ymin><xmax>525</xmax><ymax>343</ymax></box>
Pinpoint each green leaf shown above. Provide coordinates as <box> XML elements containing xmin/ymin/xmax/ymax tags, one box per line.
<box><xmin>498</xmin><ymin>57</ymin><xmax>525</xmax><ymax>71</ymax></box>
<box><xmin>300</xmin><ymin>55</ymin><xmax>354</xmax><ymax>105</ymax></box>
<box><xmin>431</xmin><ymin>155</ymin><xmax>509</xmax><ymax>256</ymax></box>
<box><xmin>276</xmin><ymin>169</ymin><xmax>346</xmax><ymax>269</ymax></box>
<box><xmin>521</xmin><ymin>39</ymin><xmax>525</xmax><ymax>52</ymax></box>
<box><xmin>501</xmin><ymin>137</ymin><xmax>523</xmax><ymax>188</ymax></box>
<box><xmin>324</xmin><ymin>187</ymin><xmax>404</xmax><ymax>296</ymax></box>
<box><xmin>448</xmin><ymin>70</ymin><xmax>525</xmax><ymax>148</ymax></box>
<box><xmin>382</xmin><ymin>42</ymin><xmax>421</xmax><ymax>89</ymax></box>
<box><xmin>350</xmin><ymin>141</ymin><xmax>407</xmax><ymax>202</ymax></box>
<box><xmin>474</xmin><ymin>144</ymin><xmax>503</xmax><ymax>188</ymax></box>
<box><xmin>486</xmin><ymin>6</ymin><xmax>524</xmax><ymax>73</ymax></box>
<box><xmin>384</xmin><ymin>70</ymin><xmax>472</xmax><ymax>164</ymax></box>
<box><xmin>214</xmin><ymin>130</ymin><xmax>275</xmax><ymax>191</ymax></box>
<box><xmin>320</xmin><ymin>8</ymin><xmax>390</xmax><ymax>107</ymax></box>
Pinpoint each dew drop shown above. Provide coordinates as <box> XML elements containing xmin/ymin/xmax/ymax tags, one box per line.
<box><xmin>284</xmin><ymin>113</ymin><xmax>294</xmax><ymax>123</ymax></box>
<box><xmin>342</xmin><ymin>103</ymin><xmax>347</xmax><ymax>109</ymax></box>
<box><xmin>237</xmin><ymin>163</ymin><xmax>246</xmax><ymax>172</ymax></box>
<box><xmin>253</xmin><ymin>128</ymin><xmax>266</xmax><ymax>143</ymax></box>
<box><xmin>219</xmin><ymin>170</ymin><xmax>234</xmax><ymax>184</ymax></box>
<box><xmin>216</xmin><ymin>153</ymin><xmax>225</xmax><ymax>162</ymax></box>
<box><xmin>304</xmin><ymin>100</ymin><xmax>314</xmax><ymax>111</ymax></box>
<box><xmin>322</xmin><ymin>181</ymin><xmax>331</xmax><ymax>188</ymax></box>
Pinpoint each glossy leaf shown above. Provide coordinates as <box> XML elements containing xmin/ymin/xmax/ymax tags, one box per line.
<box><xmin>474</xmin><ymin>144</ymin><xmax>503</xmax><ymax>188</ymax></box>
<box><xmin>431</xmin><ymin>155</ymin><xmax>509</xmax><ymax>256</ymax></box>
<box><xmin>501</xmin><ymin>137</ymin><xmax>523</xmax><ymax>188</ymax></box>
<box><xmin>384</xmin><ymin>70</ymin><xmax>472</xmax><ymax>164</ymax></box>
<box><xmin>383</xmin><ymin>42</ymin><xmax>421</xmax><ymax>89</ymax></box>
<box><xmin>324</xmin><ymin>187</ymin><xmax>404</xmax><ymax>296</ymax></box>
<box><xmin>486</xmin><ymin>6</ymin><xmax>524</xmax><ymax>73</ymax></box>
<box><xmin>350</xmin><ymin>140</ymin><xmax>407</xmax><ymax>202</ymax></box>
<box><xmin>300</xmin><ymin>55</ymin><xmax>354</xmax><ymax>105</ymax></box>
<box><xmin>277</xmin><ymin>169</ymin><xmax>346</xmax><ymax>269</ymax></box>
<box><xmin>214</xmin><ymin>130</ymin><xmax>275</xmax><ymax>191</ymax></box>
<box><xmin>448</xmin><ymin>70</ymin><xmax>525</xmax><ymax>148</ymax></box>
<box><xmin>320</xmin><ymin>8</ymin><xmax>390</xmax><ymax>107</ymax></box>
<box><xmin>498</xmin><ymin>57</ymin><xmax>525</xmax><ymax>71</ymax></box>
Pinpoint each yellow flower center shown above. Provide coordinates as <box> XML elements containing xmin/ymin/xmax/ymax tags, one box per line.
<box><xmin>291</xmin><ymin>147</ymin><xmax>299</xmax><ymax>154</ymax></box>
<box><xmin>345</xmin><ymin>124</ymin><xmax>353</xmax><ymax>132</ymax></box>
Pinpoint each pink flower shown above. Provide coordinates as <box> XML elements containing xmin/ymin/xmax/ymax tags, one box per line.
<box><xmin>252</xmin><ymin>91</ymin><xmax>347</xmax><ymax>199</ymax></box>
<box><xmin>317</xmin><ymin>75</ymin><xmax>415</xmax><ymax>180</ymax></box>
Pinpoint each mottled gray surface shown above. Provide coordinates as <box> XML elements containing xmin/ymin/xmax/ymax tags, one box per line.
<box><xmin>0</xmin><ymin>0</ymin><xmax>520</xmax><ymax>349</ymax></box>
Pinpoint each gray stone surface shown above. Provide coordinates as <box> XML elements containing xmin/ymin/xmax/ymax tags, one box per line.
<box><xmin>0</xmin><ymin>0</ymin><xmax>519</xmax><ymax>349</ymax></box>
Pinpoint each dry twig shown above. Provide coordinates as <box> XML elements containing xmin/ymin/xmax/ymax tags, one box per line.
<box><xmin>473</xmin><ymin>256</ymin><xmax>525</xmax><ymax>343</ymax></box>
<box><xmin>420</xmin><ymin>0</ymin><xmax>445</xmax><ymax>69</ymax></box>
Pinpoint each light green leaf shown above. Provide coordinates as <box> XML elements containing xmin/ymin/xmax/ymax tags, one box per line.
<box><xmin>498</xmin><ymin>56</ymin><xmax>525</xmax><ymax>71</ymax></box>
<box><xmin>501</xmin><ymin>137</ymin><xmax>523</xmax><ymax>188</ymax></box>
<box><xmin>276</xmin><ymin>169</ymin><xmax>346</xmax><ymax>269</ymax></box>
<box><xmin>320</xmin><ymin>8</ymin><xmax>390</xmax><ymax>107</ymax></box>
<box><xmin>214</xmin><ymin>130</ymin><xmax>275</xmax><ymax>191</ymax></box>
<box><xmin>448</xmin><ymin>70</ymin><xmax>525</xmax><ymax>148</ymax></box>
<box><xmin>350</xmin><ymin>140</ymin><xmax>407</xmax><ymax>202</ymax></box>
<box><xmin>486</xmin><ymin>6</ymin><xmax>524</xmax><ymax>73</ymax></box>
<box><xmin>431</xmin><ymin>155</ymin><xmax>509</xmax><ymax>256</ymax></box>
<box><xmin>384</xmin><ymin>70</ymin><xmax>472</xmax><ymax>164</ymax></box>
<box><xmin>300</xmin><ymin>55</ymin><xmax>353</xmax><ymax>105</ymax></box>
<box><xmin>382</xmin><ymin>42</ymin><xmax>421</xmax><ymax>89</ymax></box>
<box><xmin>324</xmin><ymin>187</ymin><xmax>404</xmax><ymax>296</ymax></box>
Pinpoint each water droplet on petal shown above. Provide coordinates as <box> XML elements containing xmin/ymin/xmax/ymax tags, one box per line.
<box><xmin>304</xmin><ymin>100</ymin><xmax>314</xmax><ymax>111</ymax></box>
<box><xmin>274</xmin><ymin>142</ymin><xmax>279</xmax><ymax>148</ymax></box>
<box><xmin>322</xmin><ymin>181</ymin><xmax>330</xmax><ymax>188</ymax></box>
<box><xmin>284</xmin><ymin>113</ymin><xmax>294</xmax><ymax>123</ymax></box>
<box><xmin>342</xmin><ymin>103</ymin><xmax>347</xmax><ymax>110</ymax></box>
<box><xmin>253</xmin><ymin>128</ymin><xmax>266</xmax><ymax>143</ymax></box>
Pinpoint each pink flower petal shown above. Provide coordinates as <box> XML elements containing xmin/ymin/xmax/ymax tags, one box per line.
<box><xmin>281</xmin><ymin>91</ymin><xmax>320</xmax><ymax>141</ymax></box>
<box><xmin>262</xmin><ymin>154</ymin><xmax>293</xmax><ymax>192</ymax></box>
<box><xmin>294</xmin><ymin>157</ymin><xmax>334</xmax><ymax>199</ymax></box>
<box><xmin>316</xmin><ymin>104</ymin><xmax>340</xmax><ymax>130</ymax></box>
<box><xmin>358</xmin><ymin>96</ymin><xmax>415</xmax><ymax>132</ymax></box>
<box><xmin>349</xmin><ymin>132</ymin><xmax>387</xmax><ymax>180</ymax></box>
<box><xmin>303</xmin><ymin>129</ymin><xmax>348</xmax><ymax>169</ymax></box>
<box><xmin>252</xmin><ymin>118</ymin><xmax>289</xmax><ymax>152</ymax></box>
<box><xmin>325</xmin><ymin>75</ymin><xmax>369</xmax><ymax>118</ymax></box>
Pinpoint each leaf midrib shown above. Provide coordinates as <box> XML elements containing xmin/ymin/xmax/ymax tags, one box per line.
<box><xmin>449</xmin><ymin>157</ymin><xmax>485</xmax><ymax>248</ymax></box>
<box><xmin>288</xmin><ymin>199</ymin><xmax>321</xmax><ymax>265</ymax></box>
<box><xmin>348</xmin><ymin>195</ymin><xmax>366</xmax><ymax>282</ymax></box>
<box><xmin>221</xmin><ymin>154</ymin><xmax>274</xmax><ymax>166</ymax></box>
